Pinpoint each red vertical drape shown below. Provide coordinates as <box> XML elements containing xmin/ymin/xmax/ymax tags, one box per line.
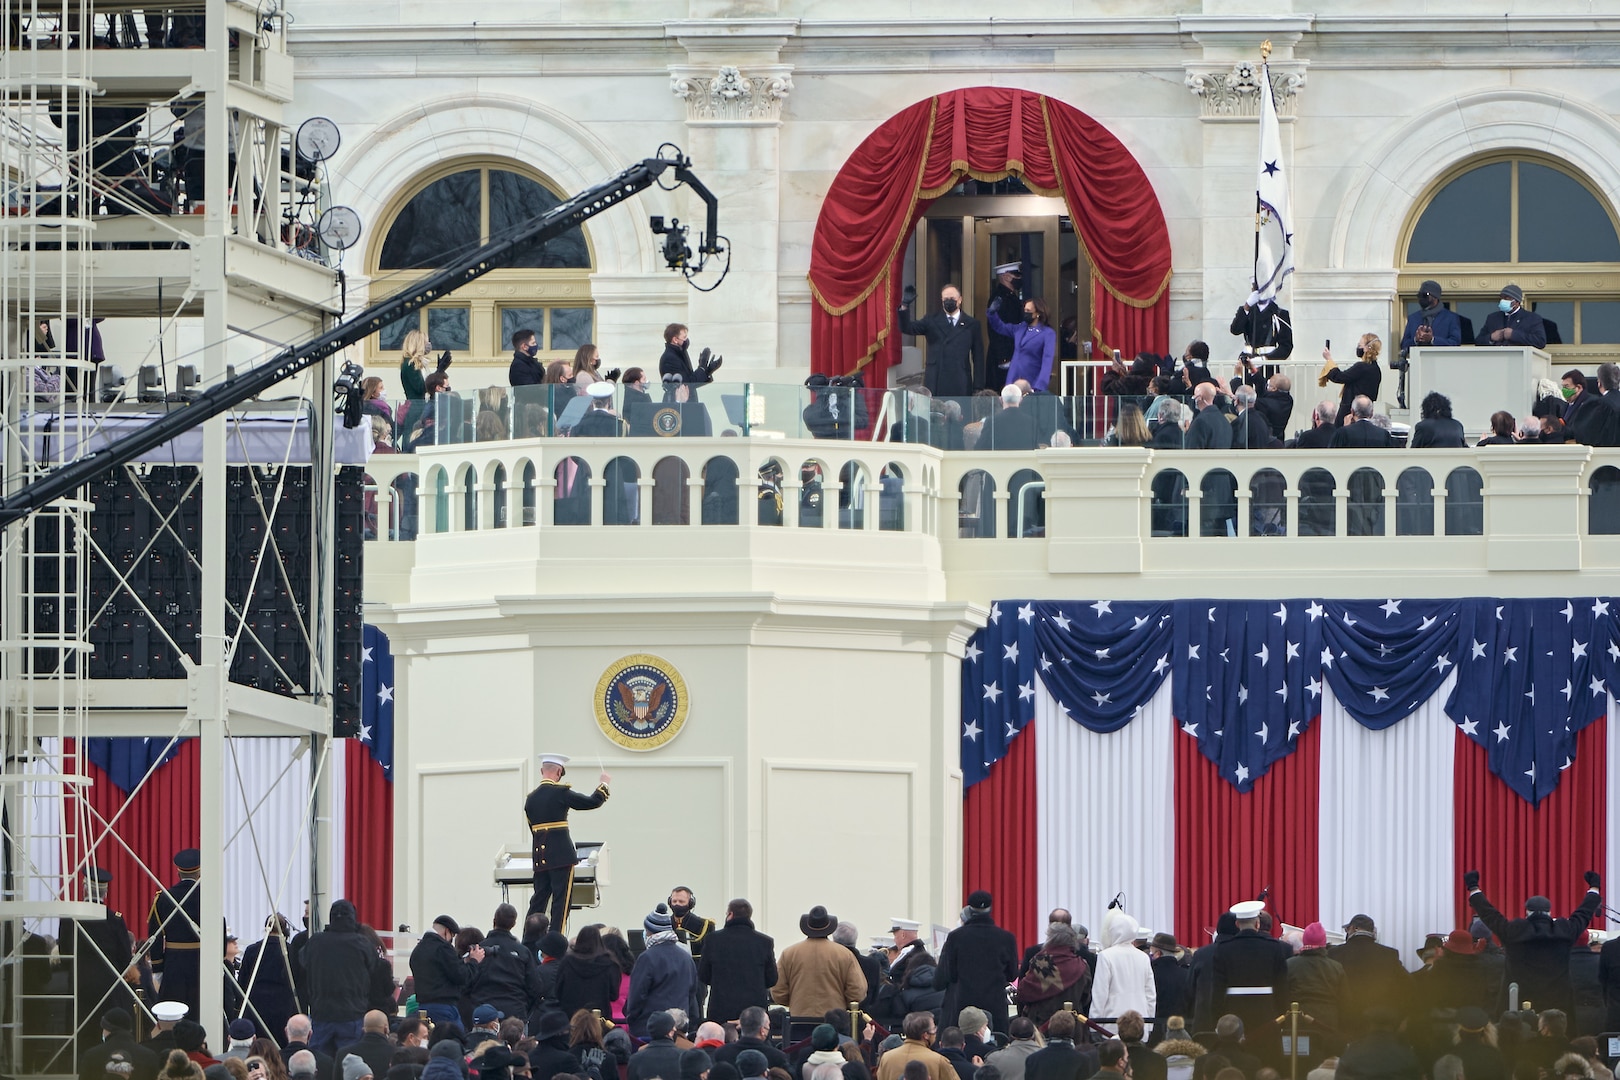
<box><xmin>1172</xmin><ymin>722</ymin><xmax>1320</xmax><ymax>948</ymax></box>
<box><xmin>809</xmin><ymin>87</ymin><xmax>1172</xmax><ymax>386</ymax></box>
<box><xmin>1454</xmin><ymin>720</ymin><xmax>1607</xmax><ymax>930</ymax></box>
<box><xmin>74</xmin><ymin>740</ymin><xmax>202</xmax><ymax>933</ymax></box>
<box><xmin>343</xmin><ymin>746</ymin><xmax>393</xmax><ymax>931</ymax></box>
<box><xmin>963</xmin><ymin>725</ymin><xmax>1039</xmax><ymax>951</ymax></box>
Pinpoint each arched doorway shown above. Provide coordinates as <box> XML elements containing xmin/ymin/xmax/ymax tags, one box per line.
<box><xmin>808</xmin><ymin>87</ymin><xmax>1171</xmax><ymax>387</ymax></box>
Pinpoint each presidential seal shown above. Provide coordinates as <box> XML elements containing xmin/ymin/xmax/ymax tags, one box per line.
<box><xmin>651</xmin><ymin>406</ymin><xmax>683</xmax><ymax>436</ymax></box>
<box><xmin>594</xmin><ymin>654</ymin><xmax>688</xmax><ymax>751</ymax></box>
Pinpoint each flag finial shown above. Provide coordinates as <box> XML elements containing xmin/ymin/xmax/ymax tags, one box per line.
<box><xmin>1260</xmin><ymin>39</ymin><xmax>1272</xmax><ymax>62</ymax></box>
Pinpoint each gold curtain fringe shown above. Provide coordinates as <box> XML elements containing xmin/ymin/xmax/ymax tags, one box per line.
<box><xmin>1039</xmin><ymin>96</ymin><xmax>1173</xmax><ymax>311</ymax></box>
<box><xmin>810</xmin><ymin>98</ymin><xmax>941</xmax><ymax>318</ymax></box>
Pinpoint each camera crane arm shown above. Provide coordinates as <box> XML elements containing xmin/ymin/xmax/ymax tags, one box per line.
<box><xmin>0</xmin><ymin>149</ymin><xmax>719</xmax><ymax>531</ymax></box>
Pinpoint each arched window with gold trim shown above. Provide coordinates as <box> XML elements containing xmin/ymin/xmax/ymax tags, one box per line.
<box><xmin>367</xmin><ymin>158</ymin><xmax>595</xmax><ymax>369</ymax></box>
<box><xmin>1398</xmin><ymin>153</ymin><xmax>1620</xmax><ymax>355</ymax></box>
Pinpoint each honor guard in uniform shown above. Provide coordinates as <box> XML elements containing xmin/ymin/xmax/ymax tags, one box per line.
<box><xmin>148</xmin><ymin>848</ymin><xmax>203</xmax><ymax>1021</ymax></box>
<box><xmin>525</xmin><ymin>753</ymin><xmax>610</xmax><ymax>932</ymax></box>
<box><xmin>62</xmin><ymin>867</ymin><xmax>135</xmax><ymax>1049</ymax></box>
<box><xmin>1210</xmin><ymin>899</ymin><xmax>1291</xmax><ymax>1066</ymax></box>
<box><xmin>985</xmin><ymin>262</ymin><xmax>1025</xmax><ymax>392</ymax></box>
<box><xmin>142</xmin><ymin>1000</ymin><xmax>188</xmax><ymax>1056</ymax></box>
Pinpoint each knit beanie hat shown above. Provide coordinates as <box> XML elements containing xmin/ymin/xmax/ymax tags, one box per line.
<box><xmin>680</xmin><ymin>1050</ymin><xmax>714</xmax><ymax>1080</ymax></box>
<box><xmin>812</xmin><ymin>1025</ymin><xmax>839</xmax><ymax>1051</ymax></box>
<box><xmin>343</xmin><ymin>1055</ymin><xmax>372</xmax><ymax>1080</ymax></box>
<box><xmin>645</xmin><ymin>903</ymin><xmax>675</xmax><ymax>935</ymax></box>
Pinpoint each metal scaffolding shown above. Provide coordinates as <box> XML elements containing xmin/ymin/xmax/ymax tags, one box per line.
<box><xmin>0</xmin><ymin>1</ymin><xmax>344</xmax><ymax>1069</ymax></box>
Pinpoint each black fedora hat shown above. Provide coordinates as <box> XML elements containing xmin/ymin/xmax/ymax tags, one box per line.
<box><xmin>800</xmin><ymin>905</ymin><xmax>837</xmax><ymax>938</ymax></box>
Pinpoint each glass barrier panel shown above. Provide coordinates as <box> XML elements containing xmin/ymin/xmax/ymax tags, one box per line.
<box><xmin>1444</xmin><ymin>467</ymin><xmax>1484</xmax><ymax>536</ymax></box>
<box><xmin>1592</xmin><ymin>466</ymin><xmax>1620</xmax><ymax>535</ymax></box>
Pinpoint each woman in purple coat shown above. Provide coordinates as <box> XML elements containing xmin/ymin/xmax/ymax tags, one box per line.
<box><xmin>986</xmin><ymin>297</ymin><xmax>1058</xmax><ymax>392</ymax></box>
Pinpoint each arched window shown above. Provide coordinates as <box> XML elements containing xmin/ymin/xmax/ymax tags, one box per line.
<box><xmin>1399</xmin><ymin>154</ymin><xmax>1620</xmax><ymax>350</ymax></box>
<box><xmin>368</xmin><ymin>159</ymin><xmax>595</xmax><ymax>368</ymax></box>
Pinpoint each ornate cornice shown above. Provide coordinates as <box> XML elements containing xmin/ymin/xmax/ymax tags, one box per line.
<box><xmin>670</xmin><ymin>65</ymin><xmax>793</xmax><ymax>126</ymax></box>
<box><xmin>1184</xmin><ymin>60</ymin><xmax>1307</xmax><ymax>121</ymax></box>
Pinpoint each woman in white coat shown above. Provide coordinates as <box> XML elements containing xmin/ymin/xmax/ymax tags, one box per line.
<box><xmin>1090</xmin><ymin>906</ymin><xmax>1157</xmax><ymax>1034</ymax></box>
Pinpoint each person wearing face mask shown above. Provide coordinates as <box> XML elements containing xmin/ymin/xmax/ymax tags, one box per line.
<box><xmin>1317</xmin><ymin>333</ymin><xmax>1384</xmax><ymax>424</ymax></box>
<box><xmin>1475</xmin><ymin>283</ymin><xmax>1547</xmax><ymax>348</ymax></box>
<box><xmin>896</xmin><ymin>283</ymin><xmax>984</xmax><ymax>398</ymax></box>
<box><xmin>509</xmin><ymin>328</ymin><xmax>544</xmax><ymax>386</ymax></box>
<box><xmin>985</xmin><ymin>296</ymin><xmax>1057</xmax><ymax>393</ymax></box>
<box><xmin>659</xmin><ymin>323</ymin><xmax>723</xmax><ymax>397</ymax></box>
<box><xmin>983</xmin><ymin>262</ymin><xmax>1026</xmax><ymax>391</ymax></box>
<box><xmin>1400</xmin><ymin>279</ymin><xmax>1463</xmax><ymax>351</ymax></box>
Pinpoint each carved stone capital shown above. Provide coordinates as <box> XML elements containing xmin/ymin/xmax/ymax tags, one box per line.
<box><xmin>669</xmin><ymin>64</ymin><xmax>794</xmax><ymax>126</ymax></box>
<box><xmin>1184</xmin><ymin>60</ymin><xmax>1307</xmax><ymax>120</ymax></box>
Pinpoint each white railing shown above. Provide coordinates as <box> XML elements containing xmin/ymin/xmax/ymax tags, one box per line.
<box><xmin>360</xmin><ymin>438</ymin><xmax>1620</xmax><ymax>569</ymax></box>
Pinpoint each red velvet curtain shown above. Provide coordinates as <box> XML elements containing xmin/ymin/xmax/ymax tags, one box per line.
<box><xmin>1454</xmin><ymin>720</ymin><xmax>1607</xmax><ymax>930</ymax></box>
<box><xmin>809</xmin><ymin>87</ymin><xmax>1172</xmax><ymax>384</ymax></box>
<box><xmin>1172</xmin><ymin>722</ymin><xmax>1321</xmax><ymax>948</ymax></box>
<box><xmin>963</xmin><ymin>725</ymin><xmax>1039</xmax><ymax>951</ymax></box>
<box><xmin>343</xmin><ymin>745</ymin><xmax>394</xmax><ymax>932</ymax></box>
<box><xmin>73</xmin><ymin>740</ymin><xmax>202</xmax><ymax>934</ymax></box>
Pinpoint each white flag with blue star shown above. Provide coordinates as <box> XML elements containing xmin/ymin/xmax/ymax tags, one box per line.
<box><xmin>1254</xmin><ymin>64</ymin><xmax>1294</xmax><ymax>304</ymax></box>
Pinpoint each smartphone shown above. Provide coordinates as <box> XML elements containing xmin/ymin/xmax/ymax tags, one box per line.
<box><xmin>1325</xmin><ymin>339</ymin><xmax>1331</xmax><ymax>350</ymax></box>
<box><xmin>1112</xmin><ymin>349</ymin><xmax>1121</xmax><ymax>363</ymax></box>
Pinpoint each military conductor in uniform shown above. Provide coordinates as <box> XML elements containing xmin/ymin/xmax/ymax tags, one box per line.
<box><xmin>525</xmin><ymin>753</ymin><xmax>610</xmax><ymax>932</ymax></box>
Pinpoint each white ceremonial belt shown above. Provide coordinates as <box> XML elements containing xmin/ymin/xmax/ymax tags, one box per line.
<box><xmin>1226</xmin><ymin>987</ymin><xmax>1273</xmax><ymax>996</ymax></box>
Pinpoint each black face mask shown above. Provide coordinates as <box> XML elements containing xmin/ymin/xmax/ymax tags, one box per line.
<box><xmin>669</xmin><ymin>903</ymin><xmax>691</xmax><ymax>919</ymax></box>
<box><xmin>1419</xmin><ymin>294</ymin><xmax>1437</xmax><ymax>309</ymax></box>
<box><xmin>1355</xmin><ymin>347</ymin><xmax>1366</xmax><ymax>358</ymax></box>
<box><xmin>525</xmin><ymin>344</ymin><xmax>539</xmax><ymax>357</ymax></box>
<box><xmin>1023</xmin><ymin>312</ymin><xmax>1036</xmax><ymax>325</ymax></box>
<box><xmin>942</xmin><ymin>298</ymin><xmax>959</xmax><ymax>313</ymax></box>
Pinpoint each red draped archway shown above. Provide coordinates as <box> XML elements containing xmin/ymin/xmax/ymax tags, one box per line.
<box><xmin>809</xmin><ymin>87</ymin><xmax>1172</xmax><ymax>384</ymax></box>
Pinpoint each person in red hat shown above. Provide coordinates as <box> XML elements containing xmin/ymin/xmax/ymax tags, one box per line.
<box><xmin>1423</xmin><ymin>929</ymin><xmax>1500</xmax><ymax>1017</ymax></box>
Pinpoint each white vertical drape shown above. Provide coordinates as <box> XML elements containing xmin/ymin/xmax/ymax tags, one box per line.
<box><xmin>329</xmin><ymin>737</ymin><xmax>347</xmax><ymax>912</ymax></box>
<box><xmin>221</xmin><ymin>737</ymin><xmax>313</xmax><ymax>942</ymax></box>
<box><xmin>1036</xmin><ymin>680</ymin><xmax>1176</xmax><ymax>940</ymax></box>
<box><xmin>1318</xmin><ymin>675</ymin><xmax>1458</xmax><ymax>970</ymax></box>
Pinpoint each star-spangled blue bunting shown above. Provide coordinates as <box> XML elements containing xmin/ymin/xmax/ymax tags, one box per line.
<box><xmin>360</xmin><ymin>624</ymin><xmax>395</xmax><ymax>778</ymax></box>
<box><xmin>961</xmin><ymin>597</ymin><xmax>1620</xmax><ymax>804</ymax></box>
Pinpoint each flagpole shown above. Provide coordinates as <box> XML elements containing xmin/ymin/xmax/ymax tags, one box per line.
<box><xmin>1252</xmin><ymin>40</ymin><xmax>1272</xmax><ymax>298</ymax></box>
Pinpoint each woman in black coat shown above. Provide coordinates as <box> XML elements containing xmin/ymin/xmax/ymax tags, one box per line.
<box><xmin>238</xmin><ymin>915</ymin><xmax>300</xmax><ymax>1039</ymax></box>
<box><xmin>1410</xmin><ymin>392</ymin><xmax>1467</xmax><ymax>448</ymax></box>
<box><xmin>554</xmin><ymin>924</ymin><xmax>621</xmax><ymax>1018</ymax></box>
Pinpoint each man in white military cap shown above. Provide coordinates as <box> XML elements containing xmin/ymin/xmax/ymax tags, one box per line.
<box><xmin>143</xmin><ymin>1000</ymin><xmax>188</xmax><ymax>1056</ymax></box>
<box><xmin>884</xmin><ymin>917</ymin><xmax>930</xmax><ymax>990</ymax></box>
<box><xmin>524</xmin><ymin>753</ymin><xmax>611</xmax><ymax>931</ymax></box>
<box><xmin>1209</xmin><ymin>899</ymin><xmax>1290</xmax><ymax>1067</ymax></box>
<box><xmin>572</xmin><ymin>380</ymin><xmax>628</xmax><ymax>438</ymax></box>
<box><xmin>984</xmin><ymin>261</ymin><xmax>1025</xmax><ymax>391</ymax></box>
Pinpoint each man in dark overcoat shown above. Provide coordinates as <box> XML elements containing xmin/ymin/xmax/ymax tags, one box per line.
<box><xmin>933</xmin><ymin>890</ymin><xmax>1019</xmax><ymax>1033</ymax></box>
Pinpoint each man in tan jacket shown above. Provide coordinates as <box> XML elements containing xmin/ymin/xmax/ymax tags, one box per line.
<box><xmin>771</xmin><ymin>906</ymin><xmax>868</xmax><ymax>1033</ymax></box>
<box><xmin>875</xmin><ymin>1012</ymin><xmax>956</xmax><ymax>1080</ymax></box>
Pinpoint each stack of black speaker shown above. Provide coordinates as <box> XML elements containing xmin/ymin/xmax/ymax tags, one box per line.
<box><xmin>16</xmin><ymin>465</ymin><xmax>364</xmax><ymax>735</ymax></box>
